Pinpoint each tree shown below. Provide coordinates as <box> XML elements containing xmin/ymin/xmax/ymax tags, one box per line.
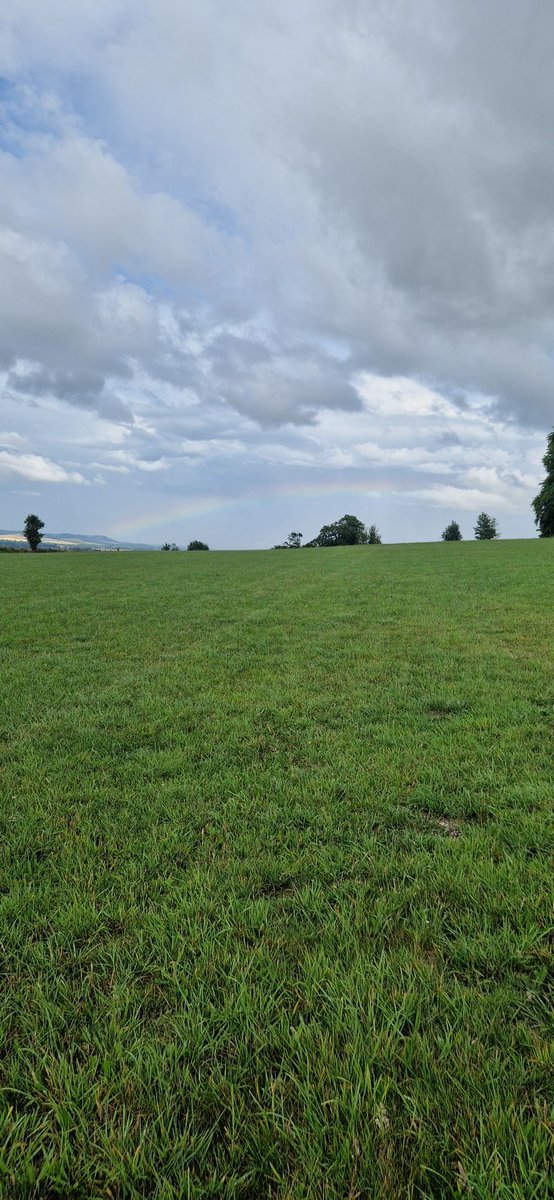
<box><xmin>474</xmin><ymin>512</ymin><xmax>499</xmax><ymax>540</ymax></box>
<box><xmin>532</xmin><ymin>430</ymin><xmax>554</xmax><ymax>537</ymax></box>
<box><xmin>273</xmin><ymin>531</ymin><xmax>303</xmax><ymax>549</ymax></box>
<box><xmin>285</xmin><ymin>531</ymin><xmax>302</xmax><ymax>548</ymax></box>
<box><xmin>23</xmin><ymin>513</ymin><xmax>44</xmax><ymax>552</ymax></box>
<box><xmin>161</xmin><ymin>542</ymin><xmax>179</xmax><ymax>550</ymax></box>
<box><xmin>187</xmin><ymin>540</ymin><xmax>209</xmax><ymax>551</ymax></box>
<box><xmin>367</xmin><ymin>524</ymin><xmax>382</xmax><ymax>544</ymax></box>
<box><xmin>442</xmin><ymin>521</ymin><xmax>462</xmax><ymax>541</ymax></box>
<box><xmin>312</xmin><ymin>514</ymin><xmax>368</xmax><ymax>547</ymax></box>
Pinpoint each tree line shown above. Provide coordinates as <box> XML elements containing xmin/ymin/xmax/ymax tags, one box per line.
<box><xmin>274</xmin><ymin>510</ymin><xmax>501</xmax><ymax>547</ymax></box>
<box><xmin>274</xmin><ymin>515</ymin><xmax>381</xmax><ymax>548</ymax></box>
<box><xmin>161</xmin><ymin>541</ymin><xmax>209</xmax><ymax>551</ymax></box>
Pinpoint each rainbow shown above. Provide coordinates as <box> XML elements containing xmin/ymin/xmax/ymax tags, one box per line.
<box><xmin>109</xmin><ymin>477</ymin><xmax>388</xmax><ymax>540</ymax></box>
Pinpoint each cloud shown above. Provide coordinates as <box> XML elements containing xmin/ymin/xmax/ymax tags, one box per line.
<box><xmin>2</xmin><ymin>4</ymin><xmax>552</xmax><ymax>430</ymax></box>
<box><xmin>0</xmin><ymin>1</ymin><xmax>552</xmax><ymax>544</ymax></box>
<box><xmin>106</xmin><ymin>450</ymin><xmax>169</xmax><ymax>472</ymax></box>
<box><xmin>412</xmin><ymin>485</ymin><xmax>517</xmax><ymax>513</ymax></box>
<box><xmin>0</xmin><ymin>430</ymin><xmax>26</xmax><ymax>447</ymax></box>
<box><xmin>355</xmin><ymin>375</ymin><xmax>456</xmax><ymax>419</ymax></box>
<box><xmin>0</xmin><ymin>450</ymin><xmax>86</xmax><ymax>483</ymax></box>
<box><xmin>0</xmin><ymin>127</ymin><xmax>225</xmax><ymax>283</ymax></box>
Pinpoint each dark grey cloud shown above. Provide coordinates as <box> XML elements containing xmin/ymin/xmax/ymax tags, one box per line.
<box><xmin>5</xmin><ymin>364</ymin><xmax>132</xmax><ymax>420</ymax></box>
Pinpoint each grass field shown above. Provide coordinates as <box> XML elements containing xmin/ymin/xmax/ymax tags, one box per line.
<box><xmin>0</xmin><ymin>541</ymin><xmax>552</xmax><ymax>1199</ymax></box>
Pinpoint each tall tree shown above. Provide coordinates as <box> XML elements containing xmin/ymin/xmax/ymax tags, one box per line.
<box><xmin>442</xmin><ymin>521</ymin><xmax>462</xmax><ymax>541</ymax></box>
<box><xmin>474</xmin><ymin>512</ymin><xmax>499</xmax><ymax>540</ymax></box>
<box><xmin>23</xmin><ymin>513</ymin><xmax>44</xmax><ymax>552</ymax></box>
<box><xmin>532</xmin><ymin>430</ymin><xmax>554</xmax><ymax>537</ymax></box>
<box><xmin>367</xmin><ymin>524</ymin><xmax>382</xmax><ymax>544</ymax></box>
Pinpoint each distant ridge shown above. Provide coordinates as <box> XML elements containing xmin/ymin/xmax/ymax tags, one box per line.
<box><xmin>0</xmin><ymin>530</ymin><xmax>159</xmax><ymax>551</ymax></box>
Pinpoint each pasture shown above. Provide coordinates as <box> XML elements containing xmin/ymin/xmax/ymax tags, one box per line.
<box><xmin>0</xmin><ymin>541</ymin><xmax>552</xmax><ymax>1198</ymax></box>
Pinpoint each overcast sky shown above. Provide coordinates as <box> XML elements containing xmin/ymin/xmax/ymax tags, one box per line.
<box><xmin>1</xmin><ymin>0</ymin><xmax>552</xmax><ymax>547</ymax></box>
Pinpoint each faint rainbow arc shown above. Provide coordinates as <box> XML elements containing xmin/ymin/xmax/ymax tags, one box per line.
<box><xmin>109</xmin><ymin>478</ymin><xmax>387</xmax><ymax>539</ymax></box>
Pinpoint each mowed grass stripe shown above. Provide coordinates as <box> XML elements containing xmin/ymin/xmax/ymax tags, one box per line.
<box><xmin>0</xmin><ymin>542</ymin><xmax>552</xmax><ymax>1198</ymax></box>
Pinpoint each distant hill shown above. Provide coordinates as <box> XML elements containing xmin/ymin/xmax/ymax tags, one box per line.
<box><xmin>0</xmin><ymin>530</ymin><xmax>159</xmax><ymax>551</ymax></box>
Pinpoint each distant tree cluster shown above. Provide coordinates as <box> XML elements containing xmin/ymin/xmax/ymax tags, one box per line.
<box><xmin>275</xmin><ymin>516</ymin><xmax>382</xmax><ymax>549</ymax></box>
<box><xmin>309</xmin><ymin>516</ymin><xmax>352</xmax><ymax>546</ymax></box>
<box><xmin>306</xmin><ymin>514</ymin><xmax>371</xmax><ymax>547</ymax></box>
<box><xmin>161</xmin><ymin>540</ymin><xmax>209</xmax><ymax>550</ymax></box>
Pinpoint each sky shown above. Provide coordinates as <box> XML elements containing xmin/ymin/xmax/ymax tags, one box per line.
<box><xmin>0</xmin><ymin>0</ymin><xmax>553</xmax><ymax>549</ymax></box>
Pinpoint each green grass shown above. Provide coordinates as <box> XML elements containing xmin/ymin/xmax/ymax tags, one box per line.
<box><xmin>0</xmin><ymin>541</ymin><xmax>552</xmax><ymax>1199</ymax></box>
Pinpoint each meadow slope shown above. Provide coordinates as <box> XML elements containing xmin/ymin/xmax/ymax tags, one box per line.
<box><xmin>0</xmin><ymin>542</ymin><xmax>552</xmax><ymax>1198</ymax></box>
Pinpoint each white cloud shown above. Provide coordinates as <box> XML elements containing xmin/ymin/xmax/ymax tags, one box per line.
<box><xmin>89</xmin><ymin>462</ymin><xmax>131</xmax><ymax>474</ymax></box>
<box><xmin>355</xmin><ymin>375</ymin><xmax>456</xmax><ymax>419</ymax></box>
<box><xmin>411</xmin><ymin>482</ymin><xmax>525</xmax><ymax>513</ymax></box>
<box><xmin>107</xmin><ymin>450</ymin><xmax>169</xmax><ymax>472</ymax></box>
<box><xmin>0</xmin><ymin>450</ymin><xmax>86</xmax><ymax>483</ymax></box>
<box><xmin>0</xmin><ymin>431</ymin><xmax>26</xmax><ymax>447</ymax></box>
